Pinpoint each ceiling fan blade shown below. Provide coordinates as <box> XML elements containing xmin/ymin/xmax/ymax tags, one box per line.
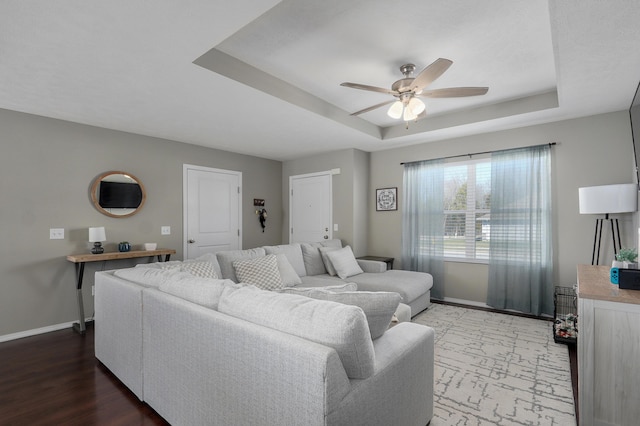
<box><xmin>350</xmin><ymin>99</ymin><xmax>396</xmax><ymax>116</ymax></box>
<box><xmin>340</xmin><ymin>82</ymin><xmax>397</xmax><ymax>95</ymax></box>
<box><xmin>410</xmin><ymin>58</ymin><xmax>453</xmax><ymax>93</ymax></box>
<box><xmin>418</xmin><ymin>87</ymin><xmax>489</xmax><ymax>98</ymax></box>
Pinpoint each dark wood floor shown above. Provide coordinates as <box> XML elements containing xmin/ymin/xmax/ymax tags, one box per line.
<box><xmin>0</xmin><ymin>314</ymin><xmax>579</xmax><ymax>425</ymax></box>
<box><xmin>0</xmin><ymin>323</ymin><xmax>167</xmax><ymax>426</ymax></box>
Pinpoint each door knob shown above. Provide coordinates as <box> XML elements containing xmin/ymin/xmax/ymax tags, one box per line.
<box><xmin>323</xmin><ymin>235</ymin><xmax>328</xmax><ymax>239</ymax></box>
<box><xmin>188</xmin><ymin>239</ymin><xmax>196</xmax><ymax>244</ymax></box>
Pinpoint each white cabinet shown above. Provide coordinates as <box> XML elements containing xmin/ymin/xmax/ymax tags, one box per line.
<box><xmin>577</xmin><ymin>265</ymin><xmax>640</xmax><ymax>426</ymax></box>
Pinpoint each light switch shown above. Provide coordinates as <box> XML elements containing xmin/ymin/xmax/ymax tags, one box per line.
<box><xmin>333</xmin><ymin>224</ymin><xmax>339</xmax><ymax>232</ymax></box>
<box><xmin>50</xmin><ymin>228</ymin><xmax>64</xmax><ymax>239</ymax></box>
<box><xmin>161</xmin><ymin>226</ymin><xmax>171</xmax><ymax>235</ymax></box>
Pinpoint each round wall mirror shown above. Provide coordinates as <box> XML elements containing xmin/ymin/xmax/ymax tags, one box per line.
<box><xmin>91</xmin><ymin>171</ymin><xmax>146</xmax><ymax>218</ymax></box>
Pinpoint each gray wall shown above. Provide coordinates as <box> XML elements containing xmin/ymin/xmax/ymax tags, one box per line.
<box><xmin>368</xmin><ymin>111</ymin><xmax>636</xmax><ymax>304</ymax></box>
<box><xmin>282</xmin><ymin>149</ymin><xmax>370</xmax><ymax>255</ymax></box>
<box><xmin>0</xmin><ymin>108</ymin><xmax>282</xmax><ymax>337</ymax></box>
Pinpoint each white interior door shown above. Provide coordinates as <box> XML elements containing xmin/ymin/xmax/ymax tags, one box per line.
<box><xmin>184</xmin><ymin>164</ymin><xmax>241</xmax><ymax>259</ymax></box>
<box><xmin>290</xmin><ymin>172</ymin><xmax>332</xmax><ymax>243</ymax></box>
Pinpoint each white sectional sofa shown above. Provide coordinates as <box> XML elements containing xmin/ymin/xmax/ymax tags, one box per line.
<box><xmin>95</xmin><ymin>240</ymin><xmax>435</xmax><ymax>425</ymax></box>
<box><xmin>217</xmin><ymin>239</ymin><xmax>433</xmax><ymax>316</ymax></box>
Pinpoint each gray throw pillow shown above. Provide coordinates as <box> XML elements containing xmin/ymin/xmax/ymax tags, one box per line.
<box><xmin>233</xmin><ymin>254</ymin><xmax>284</xmax><ymax>290</ymax></box>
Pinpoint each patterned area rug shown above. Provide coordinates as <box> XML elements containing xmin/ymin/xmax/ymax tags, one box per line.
<box><xmin>413</xmin><ymin>304</ymin><xmax>576</xmax><ymax>425</ymax></box>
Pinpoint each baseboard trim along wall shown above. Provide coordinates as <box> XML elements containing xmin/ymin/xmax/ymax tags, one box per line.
<box><xmin>0</xmin><ymin>318</ymin><xmax>92</xmax><ymax>343</ymax></box>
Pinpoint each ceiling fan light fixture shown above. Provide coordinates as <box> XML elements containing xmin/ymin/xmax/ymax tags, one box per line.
<box><xmin>403</xmin><ymin>106</ymin><xmax>417</xmax><ymax>122</ymax></box>
<box><xmin>408</xmin><ymin>97</ymin><xmax>425</xmax><ymax>115</ymax></box>
<box><xmin>387</xmin><ymin>101</ymin><xmax>404</xmax><ymax>119</ymax></box>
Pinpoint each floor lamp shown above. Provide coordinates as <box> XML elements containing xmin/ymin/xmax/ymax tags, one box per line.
<box><xmin>579</xmin><ymin>183</ymin><xmax>638</xmax><ymax>265</ymax></box>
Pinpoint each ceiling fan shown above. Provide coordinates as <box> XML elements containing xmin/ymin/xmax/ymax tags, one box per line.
<box><xmin>340</xmin><ymin>58</ymin><xmax>488</xmax><ymax>125</ymax></box>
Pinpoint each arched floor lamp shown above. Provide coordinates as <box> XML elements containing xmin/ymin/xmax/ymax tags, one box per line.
<box><xmin>579</xmin><ymin>183</ymin><xmax>638</xmax><ymax>265</ymax></box>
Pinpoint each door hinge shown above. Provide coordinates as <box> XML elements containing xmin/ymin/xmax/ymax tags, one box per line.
<box><xmin>291</xmin><ymin>227</ymin><xmax>293</xmax><ymax>234</ymax></box>
<box><xmin>238</xmin><ymin>229</ymin><xmax>240</xmax><ymax>236</ymax></box>
<box><xmin>291</xmin><ymin>189</ymin><xmax>293</xmax><ymax>196</ymax></box>
<box><xmin>237</xmin><ymin>186</ymin><xmax>241</xmax><ymax>194</ymax></box>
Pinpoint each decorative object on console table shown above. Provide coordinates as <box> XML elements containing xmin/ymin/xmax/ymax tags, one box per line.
<box><xmin>118</xmin><ymin>241</ymin><xmax>131</xmax><ymax>252</ymax></box>
<box><xmin>578</xmin><ymin>183</ymin><xmax>637</xmax><ymax>265</ymax></box>
<box><xmin>66</xmin><ymin>248</ymin><xmax>176</xmax><ymax>334</ymax></box>
<box><xmin>357</xmin><ymin>256</ymin><xmax>394</xmax><ymax>270</ymax></box>
<box><xmin>88</xmin><ymin>227</ymin><xmax>106</xmax><ymax>254</ymax></box>
<box><xmin>376</xmin><ymin>187</ymin><xmax>397</xmax><ymax>211</ymax></box>
<box><xmin>144</xmin><ymin>243</ymin><xmax>157</xmax><ymax>251</ymax></box>
<box><xmin>615</xmin><ymin>247</ymin><xmax>638</xmax><ymax>269</ymax></box>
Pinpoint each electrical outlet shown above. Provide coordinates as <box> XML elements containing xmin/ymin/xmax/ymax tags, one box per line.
<box><xmin>49</xmin><ymin>228</ymin><xmax>64</xmax><ymax>239</ymax></box>
<box><xmin>161</xmin><ymin>226</ymin><xmax>171</xmax><ymax>235</ymax></box>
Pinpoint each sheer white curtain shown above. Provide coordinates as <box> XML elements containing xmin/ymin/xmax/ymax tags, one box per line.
<box><xmin>487</xmin><ymin>145</ymin><xmax>553</xmax><ymax>316</ymax></box>
<box><xmin>401</xmin><ymin>159</ymin><xmax>445</xmax><ymax>299</ymax></box>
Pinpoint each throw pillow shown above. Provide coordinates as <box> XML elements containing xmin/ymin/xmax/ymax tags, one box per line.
<box><xmin>181</xmin><ymin>261</ymin><xmax>218</xmax><ymax>278</ymax></box>
<box><xmin>275</xmin><ymin>254</ymin><xmax>302</xmax><ymax>286</ymax></box>
<box><xmin>263</xmin><ymin>244</ymin><xmax>307</xmax><ymax>277</ymax></box>
<box><xmin>216</xmin><ymin>248</ymin><xmax>267</xmax><ymax>282</ymax></box>
<box><xmin>161</xmin><ymin>260</ymin><xmax>218</xmax><ymax>278</ymax></box>
<box><xmin>318</xmin><ymin>246</ymin><xmax>340</xmax><ymax>276</ymax></box>
<box><xmin>300</xmin><ymin>243</ymin><xmax>327</xmax><ymax>276</ymax></box>
<box><xmin>291</xmin><ymin>289</ymin><xmax>401</xmax><ymax>339</ymax></box>
<box><xmin>325</xmin><ymin>246</ymin><xmax>364</xmax><ymax>279</ymax></box>
<box><xmin>233</xmin><ymin>254</ymin><xmax>284</xmax><ymax>290</ymax></box>
<box><xmin>218</xmin><ymin>286</ymin><xmax>375</xmax><ymax>379</ymax></box>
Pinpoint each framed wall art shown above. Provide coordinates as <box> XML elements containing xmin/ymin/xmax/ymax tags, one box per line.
<box><xmin>376</xmin><ymin>187</ymin><xmax>397</xmax><ymax>211</ymax></box>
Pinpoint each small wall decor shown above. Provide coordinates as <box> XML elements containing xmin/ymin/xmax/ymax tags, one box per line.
<box><xmin>253</xmin><ymin>199</ymin><xmax>265</xmax><ymax>206</ymax></box>
<box><xmin>376</xmin><ymin>187</ymin><xmax>397</xmax><ymax>211</ymax></box>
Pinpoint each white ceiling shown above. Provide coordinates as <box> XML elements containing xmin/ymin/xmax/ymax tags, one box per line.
<box><xmin>2</xmin><ymin>1</ymin><xmax>640</xmax><ymax>161</ymax></box>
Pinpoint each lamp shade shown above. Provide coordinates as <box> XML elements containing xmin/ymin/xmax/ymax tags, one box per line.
<box><xmin>578</xmin><ymin>183</ymin><xmax>638</xmax><ymax>214</ymax></box>
<box><xmin>88</xmin><ymin>226</ymin><xmax>106</xmax><ymax>242</ymax></box>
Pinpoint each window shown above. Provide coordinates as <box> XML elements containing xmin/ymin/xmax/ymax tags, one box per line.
<box><xmin>443</xmin><ymin>158</ymin><xmax>491</xmax><ymax>261</ymax></box>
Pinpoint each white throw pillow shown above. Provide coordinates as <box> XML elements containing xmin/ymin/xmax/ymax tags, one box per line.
<box><xmin>325</xmin><ymin>246</ymin><xmax>364</xmax><ymax>279</ymax></box>
<box><xmin>233</xmin><ymin>254</ymin><xmax>284</xmax><ymax>290</ymax></box>
<box><xmin>318</xmin><ymin>246</ymin><xmax>340</xmax><ymax>276</ymax></box>
<box><xmin>275</xmin><ymin>254</ymin><xmax>302</xmax><ymax>286</ymax></box>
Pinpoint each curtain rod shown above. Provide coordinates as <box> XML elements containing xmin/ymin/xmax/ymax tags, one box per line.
<box><xmin>400</xmin><ymin>142</ymin><xmax>557</xmax><ymax>165</ymax></box>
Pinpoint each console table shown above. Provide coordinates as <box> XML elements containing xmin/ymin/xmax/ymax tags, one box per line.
<box><xmin>67</xmin><ymin>249</ymin><xmax>176</xmax><ymax>334</ymax></box>
<box><xmin>576</xmin><ymin>264</ymin><xmax>640</xmax><ymax>426</ymax></box>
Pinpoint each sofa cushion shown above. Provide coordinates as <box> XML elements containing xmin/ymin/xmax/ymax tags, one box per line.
<box><xmin>216</xmin><ymin>248</ymin><xmax>266</xmax><ymax>282</ymax></box>
<box><xmin>325</xmin><ymin>246</ymin><xmax>364</xmax><ymax>279</ymax></box>
<box><xmin>348</xmin><ymin>270</ymin><xmax>433</xmax><ymax>305</ymax></box>
<box><xmin>158</xmin><ymin>276</ymin><xmax>241</xmax><ymax>310</ymax></box>
<box><xmin>114</xmin><ymin>267</ymin><xmax>189</xmax><ymax>288</ymax></box>
<box><xmin>290</xmin><ymin>290</ymin><xmax>401</xmax><ymax>339</ymax></box>
<box><xmin>275</xmin><ymin>254</ymin><xmax>302</xmax><ymax>286</ymax></box>
<box><xmin>263</xmin><ymin>243</ymin><xmax>306</xmax><ymax>277</ymax></box>
<box><xmin>233</xmin><ymin>254</ymin><xmax>283</xmax><ymax>290</ymax></box>
<box><xmin>218</xmin><ymin>286</ymin><xmax>376</xmax><ymax>379</ymax></box>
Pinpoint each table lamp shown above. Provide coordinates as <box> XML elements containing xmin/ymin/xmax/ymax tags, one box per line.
<box><xmin>578</xmin><ymin>183</ymin><xmax>637</xmax><ymax>265</ymax></box>
<box><xmin>89</xmin><ymin>226</ymin><xmax>106</xmax><ymax>254</ymax></box>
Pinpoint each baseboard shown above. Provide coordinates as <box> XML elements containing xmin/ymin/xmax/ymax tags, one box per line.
<box><xmin>0</xmin><ymin>318</ymin><xmax>93</xmax><ymax>343</ymax></box>
<box><xmin>441</xmin><ymin>297</ymin><xmax>490</xmax><ymax>308</ymax></box>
